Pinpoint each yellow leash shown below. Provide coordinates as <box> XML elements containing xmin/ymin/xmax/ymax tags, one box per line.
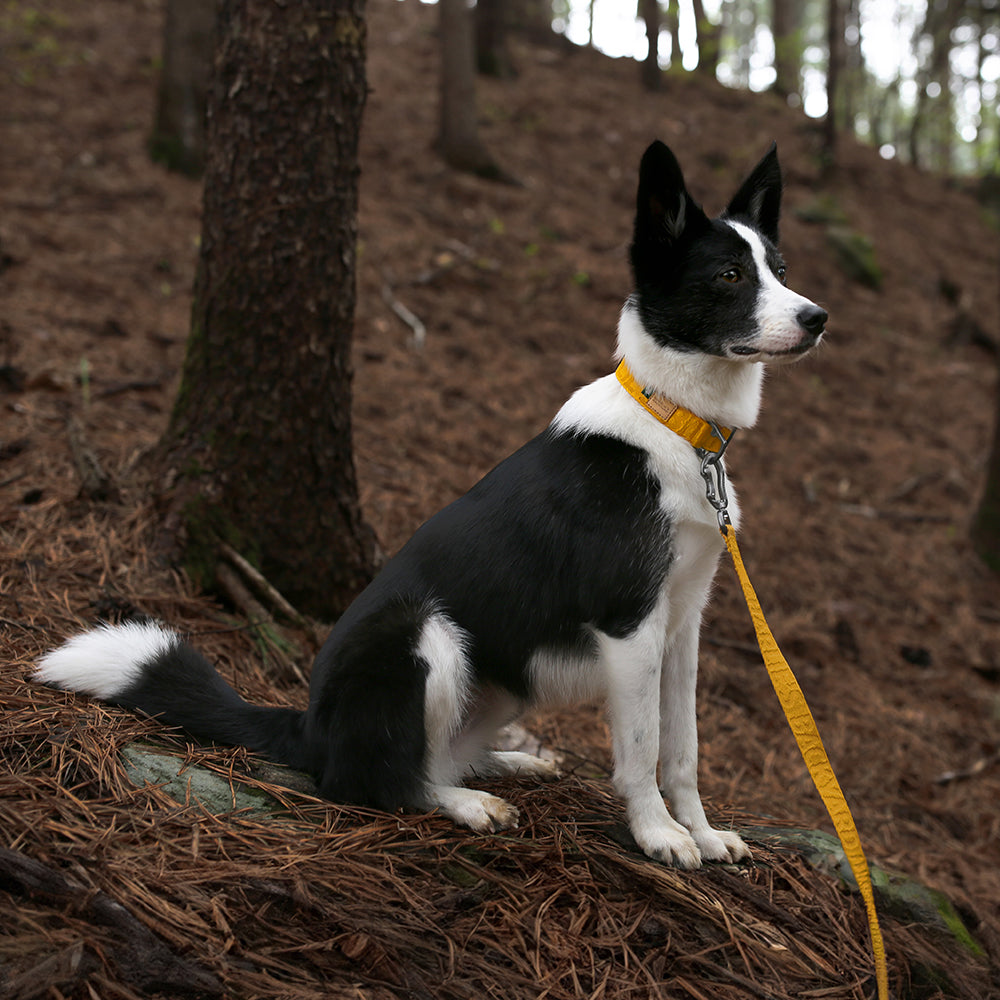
<box><xmin>615</xmin><ymin>361</ymin><xmax>889</xmax><ymax>999</ymax></box>
<box><xmin>723</xmin><ymin>524</ymin><xmax>889</xmax><ymax>1000</ymax></box>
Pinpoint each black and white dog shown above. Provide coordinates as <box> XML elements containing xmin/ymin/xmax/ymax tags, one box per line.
<box><xmin>37</xmin><ymin>142</ymin><xmax>826</xmax><ymax>868</ymax></box>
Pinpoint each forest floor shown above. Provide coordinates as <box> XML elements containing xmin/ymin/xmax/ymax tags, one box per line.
<box><xmin>2</xmin><ymin>0</ymin><xmax>1000</xmax><ymax>998</ymax></box>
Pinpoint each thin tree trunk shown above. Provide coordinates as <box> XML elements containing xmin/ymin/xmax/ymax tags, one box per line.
<box><xmin>439</xmin><ymin>0</ymin><xmax>502</xmax><ymax>177</ymax></box>
<box><xmin>973</xmin><ymin>377</ymin><xmax>1000</xmax><ymax>574</ymax></box>
<box><xmin>771</xmin><ymin>0</ymin><xmax>801</xmax><ymax>101</ymax></box>
<box><xmin>641</xmin><ymin>0</ymin><xmax>661</xmax><ymax>91</ymax></box>
<box><xmin>155</xmin><ymin>0</ymin><xmax>379</xmax><ymax>620</ymax></box>
<box><xmin>149</xmin><ymin>0</ymin><xmax>216</xmax><ymax>176</ymax></box>
<box><xmin>476</xmin><ymin>0</ymin><xmax>516</xmax><ymax>77</ymax></box>
<box><xmin>691</xmin><ymin>0</ymin><xmax>721</xmax><ymax>78</ymax></box>
<box><xmin>823</xmin><ymin>0</ymin><xmax>842</xmax><ymax>166</ymax></box>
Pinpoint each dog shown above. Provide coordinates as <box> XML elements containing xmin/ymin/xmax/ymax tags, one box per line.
<box><xmin>36</xmin><ymin>141</ymin><xmax>826</xmax><ymax>868</ymax></box>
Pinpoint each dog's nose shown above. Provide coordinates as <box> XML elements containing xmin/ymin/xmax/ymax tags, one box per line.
<box><xmin>797</xmin><ymin>305</ymin><xmax>828</xmax><ymax>336</ymax></box>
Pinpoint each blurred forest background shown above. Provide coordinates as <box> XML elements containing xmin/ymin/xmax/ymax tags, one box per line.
<box><xmin>571</xmin><ymin>0</ymin><xmax>1000</xmax><ymax>178</ymax></box>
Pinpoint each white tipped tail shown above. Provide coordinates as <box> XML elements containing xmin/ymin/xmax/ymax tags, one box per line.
<box><xmin>35</xmin><ymin>622</ymin><xmax>180</xmax><ymax>701</ymax></box>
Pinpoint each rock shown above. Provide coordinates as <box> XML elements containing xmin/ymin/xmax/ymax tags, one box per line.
<box><xmin>745</xmin><ymin>825</ymin><xmax>983</xmax><ymax>956</ymax></box>
<box><xmin>120</xmin><ymin>744</ymin><xmax>279</xmax><ymax>815</ymax></box>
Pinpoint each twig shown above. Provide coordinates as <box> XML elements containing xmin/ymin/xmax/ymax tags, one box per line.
<box><xmin>839</xmin><ymin>502</ymin><xmax>950</xmax><ymax>523</ymax></box>
<box><xmin>0</xmin><ymin>616</ymin><xmax>45</xmax><ymax>633</ymax></box>
<box><xmin>218</xmin><ymin>542</ymin><xmax>307</xmax><ymax>630</ymax></box>
<box><xmin>0</xmin><ymin>846</ymin><xmax>223</xmax><ymax>996</ymax></box>
<box><xmin>411</xmin><ymin>238</ymin><xmax>477</xmax><ymax>285</ymax></box>
<box><xmin>705</xmin><ymin>635</ymin><xmax>762</xmax><ymax>656</ymax></box>
<box><xmin>66</xmin><ymin>415</ymin><xmax>118</xmax><ymax>502</ymax></box>
<box><xmin>381</xmin><ymin>280</ymin><xmax>427</xmax><ymax>349</ymax></box>
<box><xmin>935</xmin><ymin>750</ymin><xmax>1000</xmax><ymax>785</ymax></box>
<box><xmin>214</xmin><ymin>562</ymin><xmax>308</xmax><ymax>687</ymax></box>
<box><xmin>97</xmin><ymin>377</ymin><xmax>164</xmax><ymax>399</ymax></box>
<box><xmin>217</xmin><ymin>540</ymin><xmax>326</xmax><ymax>648</ymax></box>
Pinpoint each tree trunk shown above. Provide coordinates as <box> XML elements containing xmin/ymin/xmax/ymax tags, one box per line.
<box><xmin>908</xmin><ymin>0</ymin><xmax>959</xmax><ymax>170</ymax></box>
<box><xmin>771</xmin><ymin>0</ymin><xmax>802</xmax><ymax>101</ymax></box>
<box><xmin>476</xmin><ymin>0</ymin><xmax>516</xmax><ymax>78</ymax></box>
<box><xmin>149</xmin><ymin>0</ymin><xmax>216</xmax><ymax>176</ymax></box>
<box><xmin>973</xmin><ymin>376</ymin><xmax>1000</xmax><ymax>574</ymax></box>
<box><xmin>510</xmin><ymin>0</ymin><xmax>554</xmax><ymax>45</ymax></box>
<box><xmin>664</xmin><ymin>1</ymin><xmax>681</xmax><ymax>70</ymax></box>
<box><xmin>691</xmin><ymin>0</ymin><xmax>721</xmax><ymax>78</ymax></box>
<box><xmin>823</xmin><ymin>0</ymin><xmax>843</xmax><ymax>166</ymax></box>
<box><xmin>155</xmin><ymin>0</ymin><xmax>379</xmax><ymax>621</ymax></box>
<box><xmin>438</xmin><ymin>0</ymin><xmax>502</xmax><ymax>178</ymax></box>
<box><xmin>640</xmin><ymin>0</ymin><xmax>662</xmax><ymax>91</ymax></box>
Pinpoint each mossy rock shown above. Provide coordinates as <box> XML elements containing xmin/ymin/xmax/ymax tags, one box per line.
<box><xmin>795</xmin><ymin>193</ymin><xmax>849</xmax><ymax>226</ymax></box>
<box><xmin>826</xmin><ymin>225</ymin><xmax>883</xmax><ymax>290</ymax></box>
<box><xmin>120</xmin><ymin>744</ymin><xmax>279</xmax><ymax>815</ymax></box>
<box><xmin>745</xmin><ymin>825</ymin><xmax>983</xmax><ymax>957</ymax></box>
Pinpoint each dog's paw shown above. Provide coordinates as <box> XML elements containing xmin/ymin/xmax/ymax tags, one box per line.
<box><xmin>508</xmin><ymin>752</ymin><xmax>562</xmax><ymax>781</ymax></box>
<box><xmin>431</xmin><ymin>786</ymin><xmax>520</xmax><ymax>834</ymax></box>
<box><xmin>478</xmin><ymin>750</ymin><xmax>562</xmax><ymax>781</ymax></box>
<box><xmin>632</xmin><ymin>824</ymin><xmax>703</xmax><ymax>870</ymax></box>
<box><xmin>463</xmin><ymin>792</ymin><xmax>521</xmax><ymax>833</ymax></box>
<box><xmin>693</xmin><ymin>827</ymin><xmax>751</xmax><ymax>864</ymax></box>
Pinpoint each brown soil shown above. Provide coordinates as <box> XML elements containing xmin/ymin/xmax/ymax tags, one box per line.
<box><xmin>2</xmin><ymin>1</ymin><xmax>999</xmax><ymax>998</ymax></box>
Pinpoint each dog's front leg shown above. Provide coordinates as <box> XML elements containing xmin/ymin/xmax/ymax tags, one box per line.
<box><xmin>659</xmin><ymin>614</ymin><xmax>750</xmax><ymax>863</ymax></box>
<box><xmin>600</xmin><ymin>625</ymin><xmax>702</xmax><ymax>868</ymax></box>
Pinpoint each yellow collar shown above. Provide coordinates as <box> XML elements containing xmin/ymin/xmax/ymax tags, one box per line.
<box><xmin>614</xmin><ymin>360</ymin><xmax>732</xmax><ymax>453</ymax></box>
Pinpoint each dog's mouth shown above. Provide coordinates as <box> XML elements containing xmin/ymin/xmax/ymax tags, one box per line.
<box><xmin>730</xmin><ymin>331</ymin><xmax>823</xmax><ymax>362</ymax></box>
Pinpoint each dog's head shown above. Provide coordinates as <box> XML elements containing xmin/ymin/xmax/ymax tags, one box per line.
<box><xmin>629</xmin><ymin>141</ymin><xmax>827</xmax><ymax>364</ymax></box>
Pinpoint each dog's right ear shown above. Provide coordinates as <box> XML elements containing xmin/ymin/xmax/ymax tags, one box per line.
<box><xmin>634</xmin><ymin>141</ymin><xmax>708</xmax><ymax>246</ymax></box>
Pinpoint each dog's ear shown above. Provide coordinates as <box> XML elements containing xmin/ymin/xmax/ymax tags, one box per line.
<box><xmin>725</xmin><ymin>143</ymin><xmax>782</xmax><ymax>243</ymax></box>
<box><xmin>634</xmin><ymin>140</ymin><xmax>708</xmax><ymax>246</ymax></box>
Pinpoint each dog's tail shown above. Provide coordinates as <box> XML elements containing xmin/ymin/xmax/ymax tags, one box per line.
<box><xmin>35</xmin><ymin>621</ymin><xmax>309</xmax><ymax>771</ymax></box>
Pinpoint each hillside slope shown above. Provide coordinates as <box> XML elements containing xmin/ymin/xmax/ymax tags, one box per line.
<box><xmin>2</xmin><ymin>0</ymin><xmax>999</xmax><ymax>997</ymax></box>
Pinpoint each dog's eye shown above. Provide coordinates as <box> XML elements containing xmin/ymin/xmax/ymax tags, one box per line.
<box><xmin>720</xmin><ymin>268</ymin><xmax>741</xmax><ymax>283</ymax></box>
<box><xmin>776</xmin><ymin>266</ymin><xmax>787</xmax><ymax>284</ymax></box>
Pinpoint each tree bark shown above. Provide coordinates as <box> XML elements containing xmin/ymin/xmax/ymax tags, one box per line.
<box><xmin>973</xmin><ymin>375</ymin><xmax>1000</xmax><ymax>574</ymax></box>
<box><xmin>476</xmin><ymin>0</ymin><xmax>516</xmax><ymax>78</ymax></box>
<box><xmin>438</xmin><ymin>0</ymin><xmax>502</xmax><ymax>178</ymax></box>
<box><xmin>823</xmin><ymin>0</ymin><xmax>843</xmax><ymax>166</ymax></box>
<box><xmin>640</xmin><ymin>0</ymin><xmax>662</xmax><ymax>91</ymax></box>
<box><xmin>691</xmin><ymin>0</ymin><xmax>721</xmax><ymax>78</ymax></box>
<box><xmin>908</xmin><ymin>0</ymin><xmax>959</xmax><ymax>171</ymax></box>
<box><xmin>771</xmin><ymin>0</ymin><xmax>802</xmax><ymax>101</ymax></box>
<box><xmin>155</xmin><ymin>0</ymin><xmax>379</xmax><ymax>621</ymax></box>
<box><xmin>149</xmin><ymin>0</ymin><xmax>216</xmax><ymax>176</ymax></box>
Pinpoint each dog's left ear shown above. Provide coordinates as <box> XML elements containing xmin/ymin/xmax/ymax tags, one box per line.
<box><xmin>724</xmin><ymin>143</ymin><xmax>782</xmax><ymax>243</ymax></box>
<box><xmin>634</xmin><ymin>140</ymin><xmax>709</xmax><ymax>246</ymax></box>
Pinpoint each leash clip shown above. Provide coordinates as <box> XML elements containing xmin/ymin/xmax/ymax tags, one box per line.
<box><xmin>697</xmin><ymin>423</ymin><xmax>736</xmax><ymax>534</ymax></box>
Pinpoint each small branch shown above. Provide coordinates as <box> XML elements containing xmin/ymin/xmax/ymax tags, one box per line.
<box><xmin>381</xmin><ymin>280</ymin><xmax>427</xmax><ymax>349</ymax></box>
<box><xmin>217</xmin><ymin>541</ymin><xmax>325</xmax><ymax>648</ymax></box>
<box><xmin>704</xmin><ymin>635</ymin><xmax>762</xmax><ymax>656</ymax></box>
<box><xmin>97</xmin><ymin>377</ymin><xmax>165</xmax><ymax>399</ymax></box>
<box><xmin>66</xmin><ymin>415</ymin><xmax>118</xmax><ymax>502</ymax></box>
<box><xmin>0</xmin><ymin>846</ymin><xmax>223</xmax><ymax>996</ymax></box>
<box><xmin>218</xmin><ymin>542</ymin><xmax>307</xmax><ymax>630</ymax></box>
<box><xmin>411</xmin><ymin>239</ymin><xmax>476</xmax><ymax>285</ymax></box>
<box><xmin>839</xmin><ymin>502</ymin><xmax>951</xmax><ymax>524</ymax></box>
<box><xmin>935</xmin><ymin>751</ymin><xmax>1000</xmax><ymax>785</ymax></box>
<box><xmin>214</xmin><ymin>562</ymin><xmax>309</xmax><ymax>688</ymax></box>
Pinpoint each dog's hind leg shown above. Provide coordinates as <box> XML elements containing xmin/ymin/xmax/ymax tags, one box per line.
<box><xmin>418</xmin><ymin>621</ymin><xmax>523</xmax><ymax>832</ymax></box>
